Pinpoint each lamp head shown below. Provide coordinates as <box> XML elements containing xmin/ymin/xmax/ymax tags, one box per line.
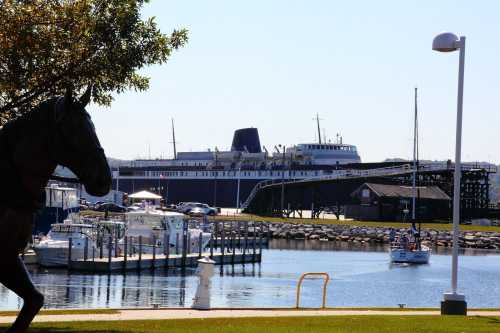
<box><xmin>432</xmin><ymin>32</ymin><xmax>460</xmax><ymax>52</ymax></box>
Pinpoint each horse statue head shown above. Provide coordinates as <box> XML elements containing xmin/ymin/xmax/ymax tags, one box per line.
<box><xmin>51</xmin><ymin>87</ymin><xmax>111</xmax><ymax>196</ymax></box>
<box><xmin>0</xmin><ymin>86</ymin><xmax>112</xmax><ymax>333</ymax></box>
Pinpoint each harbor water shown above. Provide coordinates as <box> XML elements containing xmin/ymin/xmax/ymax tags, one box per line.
<box><xmin>1</xmin><ymin>240</ymin><xmax>499</xmax><ymax>309</ymax></box>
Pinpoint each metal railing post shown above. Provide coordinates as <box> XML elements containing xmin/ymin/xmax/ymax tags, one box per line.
<box><xmin>295</xmin><ymin>272</ymin><xmax>330</xmax><ymax>309</ymax></box>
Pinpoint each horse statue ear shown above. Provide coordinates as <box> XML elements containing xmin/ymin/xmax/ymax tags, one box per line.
<box><xmin>79</xmin><ymin>86</ymin><xmax>92</xmax><ymax>107</ymax></box>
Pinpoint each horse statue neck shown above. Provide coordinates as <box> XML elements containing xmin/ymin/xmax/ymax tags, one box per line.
<box><xmin>0</xmin><ymin>100</ymin><xmax>58</xmax><ymax>210</ymax></box>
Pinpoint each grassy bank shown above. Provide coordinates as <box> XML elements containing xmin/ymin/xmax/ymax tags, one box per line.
<box><xmin>3</xmin><ymin>316</ymin><xmax>500</xmax><ymax>333</ymax></box>
<box><xmin>214</xmin><ymin>215</ymin><xmax>500</xmax><ymax>232</ymax></box>
<box><xmin>80</xmin><ymin>210</ymin><xmax>500</xmax><ymax>232</ymax></box>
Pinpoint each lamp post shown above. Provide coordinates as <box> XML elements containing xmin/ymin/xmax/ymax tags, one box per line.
<box><xmin>278</xmin><ymin>145</ymin><xmax>286</xmax><ymax>217</ymax></box>
<box><xmin>236</xmin><ymin>165</ymin><xmax>241</xmax><ymax>214</ymax></box>
<box><xmin>432</xmin><ymin>32</ymin><xmax>467</xmax><ymax>315</ymax></box>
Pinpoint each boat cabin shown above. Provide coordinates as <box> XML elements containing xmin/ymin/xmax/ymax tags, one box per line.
<box><xmin>33</xmin><ymin>185</ymin><xmax>80</xmax><ymax>235</ymax></box>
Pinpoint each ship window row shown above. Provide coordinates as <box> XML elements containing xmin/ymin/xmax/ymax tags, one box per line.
<box><xmin>306</xmin><ymin>144</ymin><xmax>356</xmax><ymax>151</ymax></box>
<box><xmin>144</xmin><ymin>170</ymin><xmax>320</xmax><ymax>178</ymax></box>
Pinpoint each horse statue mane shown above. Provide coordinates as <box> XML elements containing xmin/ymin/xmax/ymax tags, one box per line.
<box><xmin>0</xmin><ymin>87</ymin><xmax>111</xmax><ymax>333</ymax></box>
<box><xmin>0</xmin><ymin>98</ymin><xmax>60</xmax><ymax>210</ymax></box>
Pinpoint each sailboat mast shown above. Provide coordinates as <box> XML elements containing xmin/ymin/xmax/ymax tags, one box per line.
<box><xmin>171</xmin><ymin>118</ymin><xmax>177</xmax><ymax>159</ymax></box>
<box><xmin>412</xmin><ymin>87</ymin><xmax>418</xmax><ymax>221</ymax></box>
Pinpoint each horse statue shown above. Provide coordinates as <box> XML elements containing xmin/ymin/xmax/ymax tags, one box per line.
<box><xmin>0</xmin><ymin>87</ymin><xmax>111</xmax><ymax>333</ymax></box>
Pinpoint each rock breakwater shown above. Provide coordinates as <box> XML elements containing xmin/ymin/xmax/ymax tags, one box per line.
<box><xmin>213</xmin><ymin>221</ymin><xmax>500</xmax><ymax>250</ymax></box>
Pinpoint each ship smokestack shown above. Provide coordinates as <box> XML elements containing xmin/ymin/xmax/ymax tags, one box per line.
<box><xmin>231</xmin><ymin>128</ymin><xmax>262</xmax><ymax>153</ymax></box>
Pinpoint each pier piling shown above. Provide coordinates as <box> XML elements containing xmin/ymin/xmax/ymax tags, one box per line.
<box><xmin>68</xmin><ymin>237</ymin><xmax>73</xmax><ymax>270</ymax></box>
<box><xmin>221</xmin><ymin>222</ymin><xmax>225</xmax><ymax>265</ymax></box>
<box><xmin>138</xmin><ymin>236</ymin><xmax>143</xmax><ymax>271</ymax></box>
<box><xmin>198</xmin><ymin>232</ymin><xmax>203</xmax><ymax>259</ymax></box>
<box><xmin>99</xmin><ymin>237</ymin><xmax>104</xmax><ymax>259</ymax></box>
<box><xmin>175</xmin><ymin>234</ymin><xmax>180</xmax><ymax>255</ymax></box>
<box><xmin>259</xmin><ymin>223</ymin><xmax>263</xmax><ymax>254</ymax></box>
<box><xmin>123</xmin><ymin>236</ymin><xmax>128</xmax><ymax>271</ymax></box>
<box><xmin>84</xmin><ymin>237</ymin><xmax>88</xmax><ymax>261</ymax></box>
<box><xmin>181</xmin><ymin>221</ymin><xmax>188</xmax><ymax>267</ymax></box>
<box><xmin>107</xmin><ymin>236</ymin><xmax>112</xmax><ymax>272</ymax></box>
<box><xmin>114</xmin><ymin>231</ymin><xmax>119</xmax><ymax>258</ymax></box>
<box><xmin>231</xmin><ymin>224</ymin><xmax>236</xmax><ymax>265</ymax></box>
<box><xmin>165</xmin><ymin>232</ymin><xmax>170</xmax><ymax>270</ymax></box>
<box><xmin>152</xmin><ymin>235</ymin><xmax>156</xmax><ymax>270</ymax></box>
<box><xmin>244</xmin><ymin>221</ymin><xmax>248</xmax><ymax>256</ymax></box>
<box><xmin>209</xmin><ymin>233</ymin><xmax>214</xmax><ymax>259</ymax></box>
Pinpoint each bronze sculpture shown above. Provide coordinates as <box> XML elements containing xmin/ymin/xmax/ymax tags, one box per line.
<box><xmin>0</xmin><ymin>87</ymin><xmax>111</xmax><ymax>332</ymax></box>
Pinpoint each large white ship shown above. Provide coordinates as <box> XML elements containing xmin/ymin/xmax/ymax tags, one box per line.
<box><xmin>113</xmin><ymin>121</ymin><xmax>363</xmax><ymax>207</ymax></box>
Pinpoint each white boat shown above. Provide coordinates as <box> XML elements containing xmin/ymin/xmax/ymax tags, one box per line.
<box><xmin>122</xmin><ymin>207</ymin><xmax>211</xmax><ymax>255</ymax></box>
<box><xmin>389</xmin><ymin>88</ymin><xmax>431</xmax><ymax>265</ymax></box>
<box><xmin>390</xmin><ymin>244</ymin><xmax>431</xmax><ymax>264</ymax></box>
<box><xmin>33</xmin><ymin>221</ymin><xmax>97</xmax><ymax>267</ymax></box>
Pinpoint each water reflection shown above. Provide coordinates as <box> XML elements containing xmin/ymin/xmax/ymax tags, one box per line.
<box><xmin>0</xmin><ymin>240</ymin><xmax>499</xmax><ymax>310</ymax></box>
<box><xmin>270</xmin><ymin>238</ymin><xmax>500</xmax><ymax>256</ymax></box>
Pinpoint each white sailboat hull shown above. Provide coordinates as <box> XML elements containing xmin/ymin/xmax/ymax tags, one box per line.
<box><xmin>390</xmin><ymin>246</ymin><xmax>431</xmax><ymax>264</ymax></box>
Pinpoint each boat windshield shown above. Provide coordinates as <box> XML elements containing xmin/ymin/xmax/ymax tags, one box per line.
<box><xmin>48</xmin><ymin>224</ymin><xmax>95</xmax><ymax>239</ymax></box>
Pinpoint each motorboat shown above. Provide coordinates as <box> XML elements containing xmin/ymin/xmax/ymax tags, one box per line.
<box><xmin>122</xmin><ymin>207</ymin><xmax>211</xmax><ymax>255</ymax></box>
<box><xmin>33</xmin><ymin>221</ymin><xmax>97</xmax><ymax>267</ymax></box>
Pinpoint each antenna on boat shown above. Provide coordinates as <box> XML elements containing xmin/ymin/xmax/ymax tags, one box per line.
<box><xmin>313</xmin><ymin>114</ymin><xmax>323</xmax><ymax>144</ymax></box>
<box><xmin>171</xmin><ymin>118</ymin><xmax>177</xmax><ymax>159</ymax></box>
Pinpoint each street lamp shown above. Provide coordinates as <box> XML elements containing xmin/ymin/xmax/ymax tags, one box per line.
<box><xmin>277</xmin><ymin>145</ymin><xmax>286</xmax><ymax>217</ymax></box>
<box><xmin>432</xmin><ymin>32</ymin><xmax>467</xmax><ymax>315</ymax></box>
<box><xmin>236</xmin><ymin>165</ymin><xmax>241</xmax><ymax>214</ymax></box>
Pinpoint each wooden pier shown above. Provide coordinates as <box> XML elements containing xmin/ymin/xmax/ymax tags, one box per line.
<box><xmin>68</xmin><ymin>251</ymin><xmax>261</xmax><ymax>272</ymax></box>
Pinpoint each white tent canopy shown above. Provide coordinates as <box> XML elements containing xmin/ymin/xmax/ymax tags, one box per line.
<box><xmin>128</xmin><ymin>190</ymin><xmax>162</xmax><ymax>200</ymax></box>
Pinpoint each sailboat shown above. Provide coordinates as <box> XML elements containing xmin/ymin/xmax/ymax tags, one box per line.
<box><xmin>390</xmin><ymin>88</ymin><xmax>431</xmax><ymax>264</ymax></box>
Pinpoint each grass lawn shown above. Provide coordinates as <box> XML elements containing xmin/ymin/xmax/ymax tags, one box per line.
<box><xmin>80</xmin><ymin>210</ymin><xmax>500</xmax><ymax>232</ymax></box>
<box><xmin>2</xmin><ymin>316</ymin><xmax>500</xmax><ymax>333</ymax></box>
<box><xmin>214</xmin><ymin>215</ymin><xmax>500</xmax><ymax>233</ymax></box>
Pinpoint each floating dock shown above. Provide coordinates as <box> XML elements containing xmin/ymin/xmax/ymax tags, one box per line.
<box><xmin>68</xmin><ymin>251</ymin><xmax>261</xmax><ymax>273</ymax></box>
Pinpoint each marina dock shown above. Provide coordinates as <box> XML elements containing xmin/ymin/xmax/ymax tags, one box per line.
<box><xmin>68</xmin><ymin>251</ymin><xmax>262</xmax><ymax>272</ymax></box>
<box><xmin>27</xmin><ymin>220</ymin><xmax>267</xmax><ymax>273</ymax></box>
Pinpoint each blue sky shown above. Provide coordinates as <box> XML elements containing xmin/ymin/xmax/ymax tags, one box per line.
<box><xmin>89</xmin><ymin>1</ymin><xmax>500</xmax><ymax>163</ymax></box>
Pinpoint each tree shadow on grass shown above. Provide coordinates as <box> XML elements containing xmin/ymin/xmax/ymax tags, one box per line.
<box><xmin>0</xmin><ymin>328</ymin><xmax>125</xmax><ymax>333</ymax></box>
<box><xmin>473</xmin><ymin>316</ymin><xmax>500</xmax><ymax>325</ymax></box>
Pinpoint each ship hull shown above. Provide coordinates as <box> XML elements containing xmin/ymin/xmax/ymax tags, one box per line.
<box><xmin>113</xmin><ymin>178</ymin><xmax>261</xmax><ymax>208</ymax></box>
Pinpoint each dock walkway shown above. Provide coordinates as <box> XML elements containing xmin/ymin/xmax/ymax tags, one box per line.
<box><xmin>69</xmin><ymin>251</ymin><xmax>261</xmax><ymax>272</ymax></box>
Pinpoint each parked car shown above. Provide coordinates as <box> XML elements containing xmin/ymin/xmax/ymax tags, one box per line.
<box><xmin>186</xmin><ymin>203</ymin><xmax>217</xmax><ymax>216</ymax></box>
<box><xmin>95</xmin><ymin>202</ymin><xmax>127</xmax><ymax>213</ymax></box>
<box><xmin>177</xmin><ymin>202</ymin><xmax>198</xmax><ymax>214</ymax></box>
<box><xmin>92</xmin><ymin>200</ymin><xmax>108</xmax><ymax>210</ymax></box>
<box><xmin>188</xmin><ymin>206</ymin><xmax>208</xmax><ymax>217</ymax></box>
<box><xmin>79</xmin><ymin>204</ymin><xmax>90</xmax><ymax>210</ymax></box>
